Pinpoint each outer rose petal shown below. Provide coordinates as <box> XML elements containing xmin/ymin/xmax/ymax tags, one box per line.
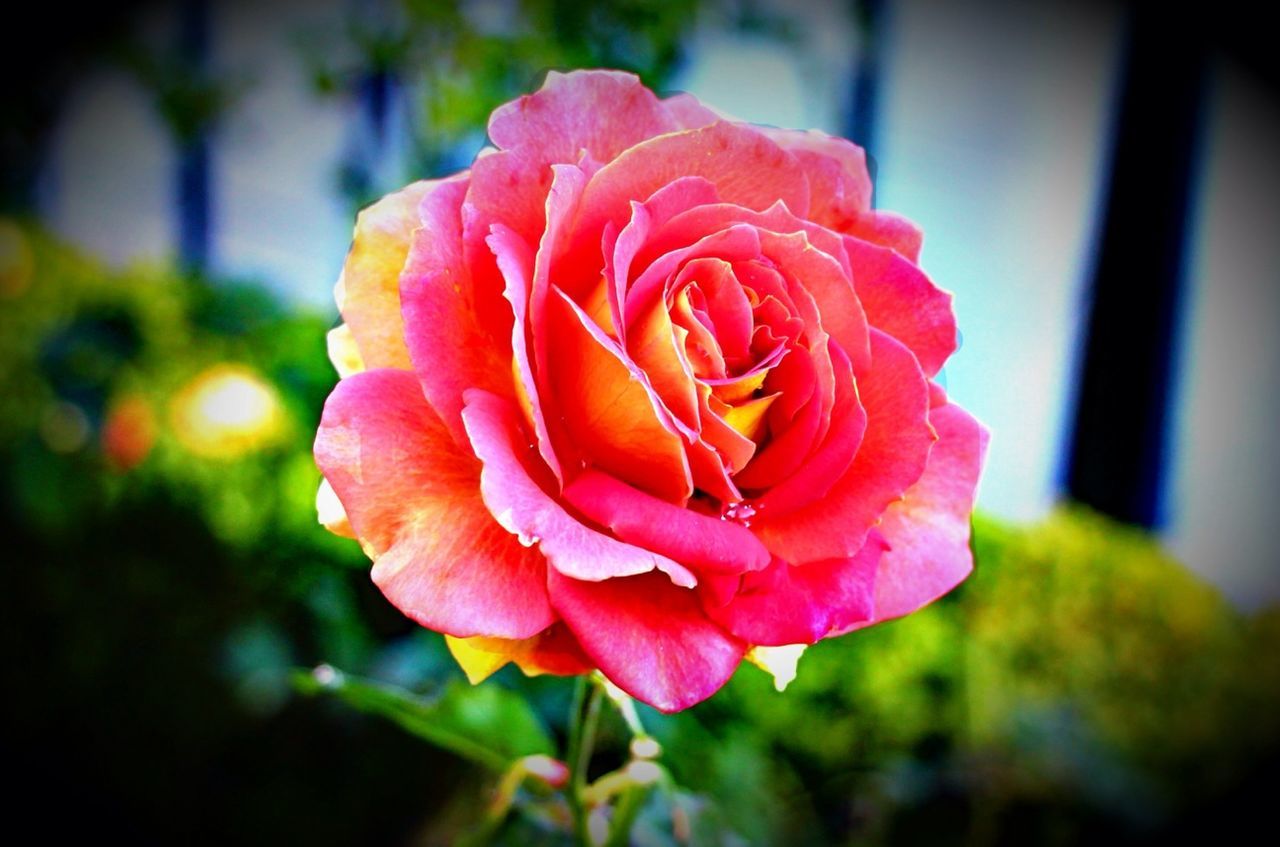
<box><xmin>316</xmin><ymin>477</ymin><xmax>353</xmax><ymax>538</ymax></box>
<box><xmin>661</xmin><ymin>91</ymin><xmax>725</xmax><ymax>129</ymax></box>
<box><xmin>760</xmin><ymin>127</ymin><xmax>924</xmax><ymax>261</ymax></box>
<box><xmin>548</xmin><ymin>569</ymin><xmax>746</xmax><ymax>713</ymax></box>
<box><xmin>844</xmin><ymin>236</ymin><xmax>956</xmax><ymax>378</ymax></box>
<box><xmin>703</xmin><ymin>534</ymin><xmax>885</xmax><ymax>647</ymax></box>
<box><xmin>464</xmin><ymin>69</ymin><xmax>681</xmax><ymax>324</ymax></box>
<box><xmin>487</xmin><ymin>70</ymin><xmax>679</xmax><ymax>166</ymax></box>
<box><xmin>400</xmin><ymin>174</ymin><xmax>515</xmax><ymax>444</ymax></box>
<box><xmin>461</xmin><ymin>389</ymin><xmax>697</xmax><ymax>588</ymax></box>
<box><xmin>850</xmin><ymin>402</ymin><xmax>990</xmax><ymax>628</ymax></box>
<box><xmin>325</xmin><ymin>323</ymin><xmax>364</xmax><ymax>378</ymax></box>
<box><xmin>445</xmin><ymin>624</ymin><xmax>593</xmax><ymax>684</ymax></box>
<box><xmin>754</xmin><ymin>330</ymin><xmax>934</xmax><ymax>563</ymax></box>
<box><xmin>315</xmin><ymin>369</ymin><xmax>554</xmax><ymax>639</ymax></box>
<box><xmin>336</xmin><ymin>180</ymin><xmax>435</xmax><ymax>370</ymax></box>
<box><xmin>846</xmin><ymin>211</ymin><xmax>924</xmax><ymax>264</ymax></box>
<box><xmin>760</xmin><ymin>127</ymin><xmax>873</xmax><ymax>224</ymax></box>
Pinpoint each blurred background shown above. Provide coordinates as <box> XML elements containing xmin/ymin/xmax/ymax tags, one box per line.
<box><xmin>2</xmin><ymin>0</ymin><xmax>1278</xmax><ymax>843</ymax></box>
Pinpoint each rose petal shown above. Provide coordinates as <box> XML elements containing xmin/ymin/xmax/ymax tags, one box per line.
<box><xmin>642</xmin><ymin>201</ymin><xmax>854</xmax><ymax>283</ymax></box>
<box><xmin>929</xmin><ymin>381</ymin><xmax>950</xmax><ymax>408</ymax></box>
<box><xmin>530</xmin><ymin>162</ymin><xmax>589</xmax><ymax>380</ymax></box>
<box><xmin>625</xmin><ymin>224</ymin><xmax>763</xmax><ymax>328</ymax></box>
<box><xmin>563</xmin><ymin>469</ymin><xmax>770</xmax><ymax>576</ymax></box>
<box><xmin>445</xmin><ymin>623</ymin><xmax>594</xmax><ymax>684</ymax></box>
<box><xmin>326</xmin><ymin>323</ymin><xmax>364</xmax><ymax>378</ymax></box>
<box><xmin>733</xmin><ymin>384</ymin><xmax>823</xmax><ymax>490</ymax></box>
<box><xmin>546</xmin><ymin>286</ymin><xmax>694</xmax><ymax>502</ymax></box>
<box><xmin>315</xmin><ymin>369</ymin><xmax>554</xmax><ymax>639</ymax></box>
<box><xmin>844</xmin><ymin>235</ymin><xmax>956</xmax><ymax>377</ymax></box>
<box><xmin>846</xmin><ymin>211</ymin><xmax>924</xmax><ymax>264</ymax></box>
<box><xmin>671</xmin><ymin>286</ymin><xmax>728</xmax><ymax>379</ymax></box>
<box><xmin>849</xmin><ymin>402</ymin><xmax>990</xmax><ymax>628</ymax></box>
<box><xmin>714</xmin><ymin>392</ymin><xmax>778</xmax><ymax>442</ymax></box>
<box><xmin>400</xmin><ymin>174</ymin><xmax>515</xmax><ymax>444</ymax></box>
<box><xmin>746</xmin><ymin>643</ymin><xmax>808</xmax><ymax>692</ymax></box>
<box><xmin>704</xmin><ymin>343</ymin><xmax>785</xmax><ymax>404</ymax></box>
<box><xmin>750</xmin><ymin>127</ymin><xmax>924</xmax><ymax>260</ymax></box>
<box><xmin>761</xmin><ymin>127</ymin><xmax>873</xmax><ymax>225</ymax></box>
<box><xmin>672</xmin><ymin>257</ymin><xmax>754</xmax><ymax>365</ymax></box>
<box><xmin>753</xmin><ymin>330</ymin><xmax>935</xmax><ymax>563</ymax></box>
<box><xmin>768</xmin><ymin>262</ymin><xmax>838</xmax><ymax>438</ymax></box>
<box><xmin>662</xmin><ymin>91</ymin><xmax>724</xmax><ymax>129</ymax></box>
<box><xmin>587</xmin><ymin>120</ymin><xmax>809</xmax><ymax>220</ymax></box>
<box><xmin>752</xmin><ymin>342</ymin><xmax>866</xmax><ymax>515</ymax></box>
<box><xmin>487</xmin><ymin>223</ymin><xmax>564</xmax><ymax>482</ymax></box>
<box><xmin>610</xmin><ymin>177</ymin><xmax>722</xmax><ymax>292</ymax></box>
<box><xmin>488</xmin><ymin>69</ymin><xmax>679</xmax><ymax>165</ymax></box>
<box><xmin>465</xmin><ymin>69</ymin><xmax>679</xmax><ymax>316</ymax></box>
<box><xmin>464</xmin><ymin>146</ymin><xmax>552</xmax><ymax>263</ymax></box>
<box><xmin>461</xmin><ymin>389</ymin><xmax>697</xmax><ymax>588</ymax></box>
<box><xmin>697</xmin><ymin>383</ymin><xmax>759</xmax><ymax>474</ymax></box>
<box><xmin>336</xmin><ymin>179</ymin><xmax>436</xmax><ymax>371</ymax></box>
<box><xmin>564</xmin><ymin>122</ymin><xmax>810</xmax><ymax>294</ymax></box>
<box><xmin>684</xmin><ymin>436</ymin><xmax>743</xmax><ymax>503</ymax></box>
<box><xmin>459</xmin><ymin>150</ymin><xmax>552</xmax><ymax>370</ymax></box>
<box><xmin>626</xmin><ymin>287</ymin><xmax>700</xmax><ymax>429</ymax></box>
<box><xmin>758</xmin><ymin>229</ymin><xmax>871</xmax><ymax>374</ymax></box>
<box><xmin>316</xmin><ymin>477</ymin><xmax>353</xmax><ymax>538</ymax></box>
<box><xmin>703</xmin><ymin>535</ymin><xmax>885</xmax><ymax>646</ymax></box>
<box><xmin>547</xmin><ymin>569</ymin><xmax>746</xmax><ymax>713</ymax></box>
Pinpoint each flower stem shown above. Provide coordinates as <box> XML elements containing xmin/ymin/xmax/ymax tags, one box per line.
<box><xmin>566</xmin><ymin>675</ymin><xmax>605</xmax><ymax>845</ymax></box>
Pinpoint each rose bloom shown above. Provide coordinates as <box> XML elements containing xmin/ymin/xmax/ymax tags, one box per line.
<box><xmin>315</xmin><ymin>70</ymin><xmax>988</xmax><ymax>712</ymax></box>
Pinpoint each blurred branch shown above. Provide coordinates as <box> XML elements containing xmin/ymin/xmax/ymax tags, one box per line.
<box><xmin>294</xmin><ymin>664</ymin><xmax>555</xmax><ymax>773</ymax></box>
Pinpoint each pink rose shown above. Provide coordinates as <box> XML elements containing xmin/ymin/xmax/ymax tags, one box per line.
<box><xmin>314</xmin><ymin>70</ymin><xmax>988</xmax><ymax>712</ymax></box>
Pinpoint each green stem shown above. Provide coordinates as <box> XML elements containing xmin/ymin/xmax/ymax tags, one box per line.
<box><xmin>566</xmin><ymin>676</ymin><xmax>605</xmax><ymax>845</ymax></box>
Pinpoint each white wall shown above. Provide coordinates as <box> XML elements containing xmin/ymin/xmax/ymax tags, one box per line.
<box><xmin>1168</xmin><ymin>61</ymin><xmax>1280</xmax><ymax>609</ymax></box>
<box><xmin>46</xmin><ymin>69</ymin><xmax>174</xmax><ymax>267</ymax></box>
<box><xmin>875</xmin><ymin>0</ymin><xmax>1122</xmax><ymax>522</ymax></box>
<box><xmin>211</xmin><ymin>0</ymin><xmax>354</xmax><ymax>310</ymax></box>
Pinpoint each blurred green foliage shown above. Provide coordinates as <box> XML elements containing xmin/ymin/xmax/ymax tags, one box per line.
<box><xmin>296</xmin><ymin>0</ymin><xmax>798</xmax><ymax>208</ymax></box>
<box><xmin>3</xmin><ymin>222</ymin><xmax>1278</xmax><ymax>845</ymax></box>
<box><xmin>651</xmin><ymin>509</ymin><xmax>1280</xmax><ymax>845</ymax></box>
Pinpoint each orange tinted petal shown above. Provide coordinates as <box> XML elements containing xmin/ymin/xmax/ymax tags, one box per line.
<box><xmin>546</xmin><ymin>288</ymin><xmax>693</xmax><ymax>503</ymax></box>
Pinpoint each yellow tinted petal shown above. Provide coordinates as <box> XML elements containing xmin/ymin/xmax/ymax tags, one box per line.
<box><xmin>746</xmin><ymin>643</ymin><xmax>807</xmax><ymax>691</ymax></box>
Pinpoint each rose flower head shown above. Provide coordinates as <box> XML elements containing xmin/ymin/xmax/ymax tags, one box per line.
<box><xmin>315</xmin><ymin>70</ymin><xmax>988</xmax><ymax>712</ymax></box>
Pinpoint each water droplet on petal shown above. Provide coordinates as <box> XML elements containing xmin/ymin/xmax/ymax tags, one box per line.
<box><xmin>719</xmin><ymin>501</ymin><xmax>758</xmax><ymax>527</ymax></box>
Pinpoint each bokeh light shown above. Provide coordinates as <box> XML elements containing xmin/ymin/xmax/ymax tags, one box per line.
<box><xmin>169</xmin><ymin>364</ymin><xmax>284</xmax><ymax>459</ymax></box>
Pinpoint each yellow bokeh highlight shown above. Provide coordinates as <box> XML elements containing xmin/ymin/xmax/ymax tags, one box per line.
<box><xmin>170</xmin><ymin>364</ymin><xmax>284</xmax><ymax>459</ymax></box>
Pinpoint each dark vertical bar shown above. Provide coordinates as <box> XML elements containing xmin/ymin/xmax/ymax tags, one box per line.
<box><xmin>847</xmin><ymin>0</ymin><xmax>884</xmax><ymax>201</ymax></box>
<box><xmin>177</xmin><ymin>0</ymin><xmax>210</xmax><ymax>274</ymax></box>
<box><xmin>1065</xmin><ymin>6</ymin><xmax>1207</xmax><ymax>527</ymax></box>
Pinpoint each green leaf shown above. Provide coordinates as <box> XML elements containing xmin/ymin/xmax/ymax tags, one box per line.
<box><xmin>293</xmin><ymin>666</ymin><xmax>553</xmax><ymax>771</ymax></box>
